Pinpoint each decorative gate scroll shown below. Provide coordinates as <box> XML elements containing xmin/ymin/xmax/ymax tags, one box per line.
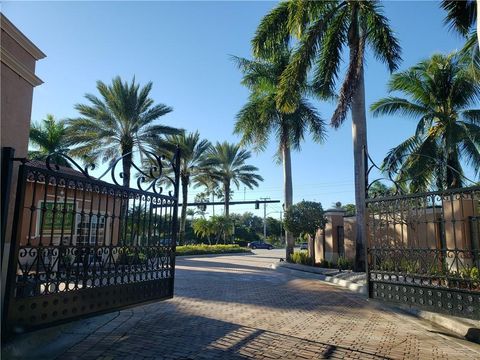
<box><xmin>3</xmin><ymin>149</ymin><xmax>180</xmax><ymax>336</ymax></box>
<box><xmin>365</xmin><ymin>151</ymin><xmax>480</xmax><ymax>319</ymax></box>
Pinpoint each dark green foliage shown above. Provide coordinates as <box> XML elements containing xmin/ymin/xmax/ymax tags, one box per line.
<box><xmin>201</xmin><ymin>142</ymin><xmax>263</xmax><ymax>216</ymax></box>
<box><xmin>290</xmin><ymin>251</ymin><xmax>313</xmax><ymax>265</ymax></box>
<box><xmin>176</xmin><ymin>244</ymin><xmax>251</xmax><ymax>256</ymax></box>
<box><xmin>441</xmin><ymin>0</ymin><xmax>477</xmax><ymax>36</ymax></box>
<box><xmin>67</xmin><ymin>76</ymin><xmax>181</xmax><ymax>186</ymax></box>
<box><xmin>252</xmin><ymin>0</ymin><xmax>401</xmax><ymax>125</ymax></box>
<box><xmin>284</xmin><ymin>200</ymin><xmax>326</xmax><ymax>238</ymax></box>
<box><xmin>233</xmin><ymin>51</ymin><xmax>326</xmax><ymax>156</ymax></box>
<box><xmin>29</xmin><ymin>114</ymin><xmax>72</xmax><ymax>166</ymax></box>
<box><xmin>337</xmin><ymin>256</ymin><xmax>353</xmax><ymax>270</ymax></box>
<box><xmin>371</xmin><ymin>52</ymin><xmax>480</xmax><ymax>191</ymax></box>
<box><xmin>342</xmin><ymin>203</ymin><xmax>356</xmax><ymax>216</ymax></box>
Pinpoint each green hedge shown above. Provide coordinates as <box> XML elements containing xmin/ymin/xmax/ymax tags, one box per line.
<box><xmin>290</xmin><ymin>251</ymin><xmax>313</xmax><ymax>265</ymax></box>
<box><xmin>176</xmin><ymin>244</ymin><xmax>251</xmax><ymax>256</ymax></box>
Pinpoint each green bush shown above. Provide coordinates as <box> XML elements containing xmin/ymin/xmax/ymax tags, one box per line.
<box><xmin>459</xmin><ymin>266</ymin><xmax>480</xmax><ymax>281</ymax></box>
<box><xmin>290</xmin><ymin>251</ymin><xmax>313</xmax><ymax>266</ymax></box>
<box><xmin>319</xmin><ymin>260</ymin><xmax>333</xmax><ymax>268</ymax></box>
<box><xmin>176</xmin><ymin>244</ymin><xmax>251</xmax><ymax>256</ymax></box>
<box><xmin>399</xmin><ymin>258</ymin><xmax>420</xmax><ymax>274</ymax></box>
<box><xmin>337</xmin><ymin>256</ymin><xmax>352</xmax><ymax>270</ymax></box>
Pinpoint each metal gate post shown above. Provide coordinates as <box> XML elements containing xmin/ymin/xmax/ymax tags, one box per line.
<box><xmin>169</xmin><ymin>146</ymin><xmax>181</xmax><ymax>297</ymax></box>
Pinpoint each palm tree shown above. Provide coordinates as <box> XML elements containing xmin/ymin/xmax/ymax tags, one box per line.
<box><xmin>29</xmin><ymin>114</ymin><xmax>71</xmax><ymax>167</ymax></box>
<box><xmin>194</xmin><ymin>174</ymin><xmax>222</xmax><ymax>216</ymax></box>
<box><xmin>233</xmin><ymin>50</ymin><xmax>326</xmax><ymax>259</ymax></box>
<box><xmin>192</xmin><ymin>218</ymin><xmax>214</xmax><ymax>245</ymax></box>
<box><xmin>202</xmin><ymin>142</ymin><xmax>263</xmax><ymax>217</ymax></box>
<box><xmin>151</xmin><ymin>131</ymin><xmax>211</xmax><ymax>244</ymax></box>
<box><xmin>67</xmin><ymin>76</ymin><xmax>181</xmax><ymax>187</ymax></box>
<box><xmin>441</xmin><ymin>0</ymin><xmax>478</xmax><ymax>46</ymax></box>
<box><xmin>252</xmin><ymin>0</ymin><xmax>401</xmax><ymax>270</ymax></box>
<box><xmin>441</xmin><ymin>1</ymin><xmax>479</xmax><ymax>80</ymax></box>
<box><xmin>371</xmin><ymin>52</ymin><xmax>480</xmax><ymax>191</ymax></box>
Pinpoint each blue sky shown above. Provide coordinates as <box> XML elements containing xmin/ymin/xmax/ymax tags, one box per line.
<box><xmin>3</xmin><ymin>1</ymin><xmax>470</xmax><ymax>219</ymax></box>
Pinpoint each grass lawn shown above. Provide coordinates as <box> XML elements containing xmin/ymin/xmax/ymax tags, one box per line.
<box><xmin>176</xmin><ymin>244</ymin><xmax>251</xmax><ymax>256</ymax></box>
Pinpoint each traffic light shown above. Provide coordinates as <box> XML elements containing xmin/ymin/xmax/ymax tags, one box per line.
<box><xmin>255</xmin><ymin>200</ymin><xmax>259</xmax><ymax>210</ymax></box>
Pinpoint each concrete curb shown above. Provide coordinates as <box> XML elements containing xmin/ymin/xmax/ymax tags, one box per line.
<box><xmin>271</xmin><ymin>262</ymin><xmax>367</xmax><ymax>295</ymax></box>
<box><xmin>372</xmin><ymin>301</ymin><xmax>480</xmax><ymax>344</ymax></box>
<box><xmin>271</xmin><ymin>261</ymin><xmax>480</xmax><ymax>344</ymax></box>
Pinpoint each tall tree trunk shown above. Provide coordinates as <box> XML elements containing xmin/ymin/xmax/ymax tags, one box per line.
<box><xmin>120</xmin><ymin>148</ymin><xmax>132</xmax><ymax>245</ymax></box>
<box><xmin>179</xmin><ymin>174</ymin><xmax>189</xmax><ymax>245</ymax></box>
<box><xmin>282</xmin><ymin>142</ymin><xmax>294</xmax><ymax>260</ymax></box>
<box><xmin>212</xmin><ymin>192</ymin><xmax>215</xmax><ymax>216</ymax></box>
<box><xmin>351</xmin><ymin>66</ymin><xmax>367</xmax><ymax>272</ymax></box>
<box><xmin>121</xmin><ymin>150</ymin><xmax>133</xmax><ymax>188</ymax></box>
<box><xmin>224</xmin><ymin>181</ymin><xmax>230</xmax><ymax>217</ymax></box>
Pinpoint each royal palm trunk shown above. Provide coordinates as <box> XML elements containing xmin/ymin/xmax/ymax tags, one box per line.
<box><xmin>282</xmin><ymin>143</ymin><xmax>294</xmax><ymax>260</ymax></box>
<box><xmin>224</xmin><ymin>181</ymin><xmax>230</xmax><ymax>217</ymax></box>
<box><xmin>351</xmin><ymin>66</ymin><xmax>367</xmax><ymax>272</ymax></box>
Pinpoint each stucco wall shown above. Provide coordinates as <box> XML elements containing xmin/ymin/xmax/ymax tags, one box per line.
<box><xmin>1</xmin><ymin>14</ymin><xmax>45</xmax><ymax>307</ymax></box>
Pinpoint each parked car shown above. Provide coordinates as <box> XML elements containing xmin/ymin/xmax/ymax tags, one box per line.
<box><xmin>300</xmin><ymin>242</ymin><xmax>308</xmax><ymax>250</ymax></box>
<box><xmin>247</xmin><ymin>241</ymin><xmax>273</xmax><ymax>250</ymax></box>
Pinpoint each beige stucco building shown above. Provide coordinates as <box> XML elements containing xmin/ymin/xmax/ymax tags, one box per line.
<box><xmin>1</xmin><ymin>13</ymin><xmax>45</xmax><ymax>305</ymax></box>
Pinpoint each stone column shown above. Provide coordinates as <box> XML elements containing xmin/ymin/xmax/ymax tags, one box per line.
<box><xmin>323</xmin><ymin>209</ymin><xmax>346</xmax><ymax>264</ymax></box>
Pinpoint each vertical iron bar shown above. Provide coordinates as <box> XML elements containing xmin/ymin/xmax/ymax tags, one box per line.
<box><xmin>169</xmin><ymin>147</ymin><xmax>181</xmax><ymax>297</ymax></box>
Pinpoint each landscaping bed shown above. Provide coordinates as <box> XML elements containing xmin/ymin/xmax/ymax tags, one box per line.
<box><xmin>175</xmin><ymin>244</ymin><xmax>251</xmax><ymax>256</ymax></box>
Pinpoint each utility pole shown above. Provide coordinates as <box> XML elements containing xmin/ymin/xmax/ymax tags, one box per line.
<box><xmin>260</xmin><ymin>197</ymin><xmax>270</xmax><ymax>240</ymax></box>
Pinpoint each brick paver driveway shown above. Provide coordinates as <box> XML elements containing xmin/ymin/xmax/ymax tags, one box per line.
<box><xmin>27</xmin><ymin>251</ymin><xmax>480</xmax><ymax>359</ymax></box>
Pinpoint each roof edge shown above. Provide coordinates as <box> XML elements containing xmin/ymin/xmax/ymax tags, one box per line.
<box><xmin>1</xmin><ymin>13</ymin><xmax>46</xmax><ymax>60</ymax></box>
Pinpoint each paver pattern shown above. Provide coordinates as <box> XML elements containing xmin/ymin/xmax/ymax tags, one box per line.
<box><xmin>31</xmin><ymin>251</ymin><xmax>480</xmax><ymax>359</ymax></box>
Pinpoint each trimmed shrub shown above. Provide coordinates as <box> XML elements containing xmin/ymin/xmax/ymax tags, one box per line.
<box><xmin>337</xmin><ymin>256</ymin><xmax>352</xmax><ymax>270</ymax></box>
<box><xmin>290</xmin><ymin>251</ymin><xmax>313</xmax><ymax>266</ymax></box>
<box><xmin>176</xmin><ymin>244</ymin><xmax>251</xmax><ymax>256</ymax></box>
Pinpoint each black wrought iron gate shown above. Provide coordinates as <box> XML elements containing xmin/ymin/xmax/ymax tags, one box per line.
<box><xmin>3</xmin><ymin>149</ymin><xmax>180</xmax><ymax>337</ymax></box>
<box><xmin>365</xmin><ymin>154</ymin><xmax>480</xmax><ymax>319</ymax></box>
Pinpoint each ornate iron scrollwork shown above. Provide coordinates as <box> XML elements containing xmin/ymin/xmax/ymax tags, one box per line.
<box><xmin>3</xmin><ymin>148</ymin><xmax>181</xmax><ymax>337</ymax></box>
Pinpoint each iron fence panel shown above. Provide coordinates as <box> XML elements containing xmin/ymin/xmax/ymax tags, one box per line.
<box><xmin>3</xmin><ymin>149</ymin><xmax>180</xmax><ymax>336</ymax></box>
<box><xmin>366</xmin><ymin>186</ymin><xmax>480</xmax><ymax>319</ymax></box>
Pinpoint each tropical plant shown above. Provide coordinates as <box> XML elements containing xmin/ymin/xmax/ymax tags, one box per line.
<box><xmin>371</xmin><ymin>52</ymin><xmax>480</xmax><ymax>191</ymax></box>
<box><xmin>441</xmin><ymin>1</ymin><xmax>479</xmax><ymax>79</ymax></box>
<box><xmin>233</xmin><ymin>50</ymin><xmax>326</xmax><ymax>259</ymax></box>
<box><xmin>28</xmin><ymin>114</ymin><xmax>72</xmax><ymax>166</ymax></box>
<box><xmin>67</xmin><ymin>76</ymin><xmax>181</xmax><ymax>187</ymax></box>
<box><xmin>201</xmin><ymin>142</ymin><xmax>263</xmax><ymax>217</ymax></box>
<box><xmin>194</xmin><ymin>173</ymin><xmax>222</xmax><ymax>216</ymax></box>
<box><xmin>291</xmin><ymin>251</ymin><xmax>313</xmax><ymax>266</ymax></box>
<box><xmin>192</xmin><ymin>218</ymin><xmax>215</xmax><ymax>245</ymax></box>
<box><xmin>252</xmin><ymin>0</ymin><xmax>402</xmax><ymax>271</ymax></box>
<box><xmin>441</xmin><ymin>0</ymin><xmax>478</xmax><ymax>46</ymax></box>
<box><xmin>341</xmin><ymin>203</ymin><xmax>356</xmax><ymax>217</ymax></box>
<box><xmin>149</xmin><ymin>131</ymin><xmax>211</xmax><ymax>244</ymax></box>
